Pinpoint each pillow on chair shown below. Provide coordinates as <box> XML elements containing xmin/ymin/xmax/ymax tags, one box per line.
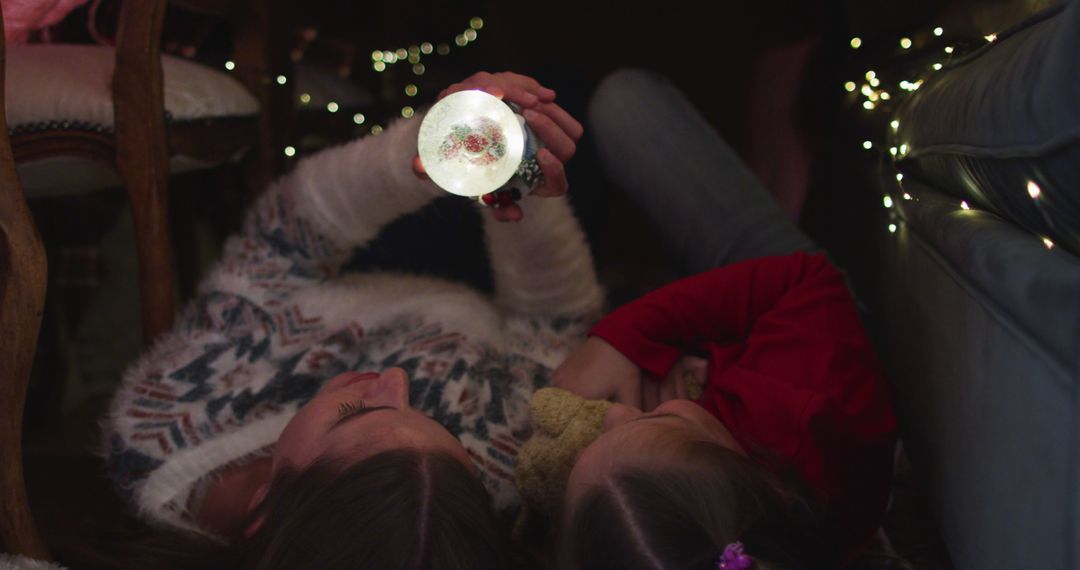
<box><xmin>891</xmin><ymin>0</ymin><xmax>1080</xmax><ymax>254</ymax></box>
<box><xmin>7</xmin><ymin>44</ymin><xmax>259</xmax><ymax>196</ymax></box>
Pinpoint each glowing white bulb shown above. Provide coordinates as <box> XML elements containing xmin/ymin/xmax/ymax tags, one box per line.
<box><xmin>1043</xmin><ymin>238</ymin><xmax>1054</xmax><ymax>249</ymax></box>
<box><xmin>470</xmin><ymin>17</ymin><xmax>484</xmax><ymax>30</ymax></box>
<box><xmin>933</xmin><ymin>27</ymin><xmax>944</xmax><ymax>36</ymax></box>
<box><xmin>850</xmin><ymin>37</ymin><xmax>862</xmax><ymax>49</ymax></box>
<box><xmin>869</xmin><ymin>77</ymin><xmax>881</xmax><ymax>88</ymax></box>
<box><xmin>891</xmin><ymin>120</ymin><xmax>900</xmax><ymax>131</ymax></box>
<box><xmin>417</xmin><ymin>90</ymin><xmax>527</xmax><ymax>197</ymax></box>
<box><xmin>899</xmin><ymin>144</ymin><xmax>909</xmax><ymax>155</ymax></box>
<box><xmin>945</xmin><ymin>46</ymin><xmax>954</xmax><ymax>54</ymax></box>
<box><xmin>865</xmin><ymin>70</ymin><xmax>876</xmax><ymax>80</ymax></box>
<box><xmin>883</xmin><ymin>196</ymin><xmax>894</xmax><ymax>208</ymax></box>
<box><xmin>374</xmin><ymin>61</ymin><xmax>386</xmax><ymax>72</ymax></box>
<box><xmin>276</xmin><ymin>75</ymin><xmax>287</xmax><ymax>85</ymax></box>
<box><xmin>896</xmin><ymin>173</ymin><xmax>904</xmax><ymax>182</ymax></box>
<box><xmin>933</xmin><ymin>63</ymin><xmax>943</xmax><ymax>70</ymax></box>
<box><xmin>888</xmin><ymin>224</ymin><xmax>898</xmax><ymax>233</ymax></box>
<box><xmin>327</xmin><ymin>102</ymin><xmax>339</xmax><ymax>113</ymax></box>
<box><xmin>903</xmin><ymin>193</ymin><xmax>913</xmax><ymax>200</ymax></box>
<box><xmin>353</xmin><ymin>113</ymin><xmax>366</xmax><ymax>125</ymax></box>
<box><xmin>985</xmin><ymin>33</ymin><xmax>997</xmax><ymax>42</ymax></box>
<box><xmin>889</xmin><ymin>147</ymin><xmax>897</xmax><ymax>156</ymax></box>
<box><xmin>1027</xmin><ymin>181</ymin><xmax>1041</xmax><ymax>199</ymax></box>
<box><xmin>299</xmin><ymin>93</ymin><xmax>311</xmax><ymax>104</ymax></box>
<box><xmin>880</xmin><ymin>91</ymin><xmax>891</xmax><ymax>100</ymax></box>
<box><xmin>863</xmin><ymin>141</ymin><xmax>873</xmax><ymax>150</ymax></box>
<box><xmin>284</xmin><ymin>145</ymin><xmax>296</xmax><ymax>157</ymax></box>
<box><xmin>863</xmin><ymin>101</ymin><xmax>876</xmax><ymax>110</ymax></box>
<box><xmin>224</xmin><ymin>60</ymin><xmax>235</xmax><ymax>70</ymax></box>
<box><xmin>900</xmin><ymin>37</ymin><xmax>912</xmax><ymax>49</ymax></box>
<box><xmin>401</xmin><ymin>106</ymin><xmax>415</xmax><ymax>118</ymax></box>
<box><xmin>421</xmin><ymin>42</ymin><xmax>434</xmax><ymax>54</ymax></box>
<box><xmin>961</xmin><ymin>201</ymin><xmax>970</xmax><ymax>210</ymax></box>
<box><xmin>372</xmin><ymin>50</ymin><xmax>384</xmax><ymax>61</ymax></box>
<box><xmin>845</xmin><ymin>81</ymin><xmax>857</xmax><ymax>92</ymax></box>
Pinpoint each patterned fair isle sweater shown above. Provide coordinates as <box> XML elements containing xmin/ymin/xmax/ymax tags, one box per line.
<box><xmin>103</xmin><ymin>112</ymin><xmax>605</xmax><ymax>535</ymax></box>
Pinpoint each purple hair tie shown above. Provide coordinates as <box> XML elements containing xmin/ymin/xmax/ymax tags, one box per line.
<box><xmin>716</xmin><ymin>541</ymin><xmax>752</xmax><ymax>570</ymax></box>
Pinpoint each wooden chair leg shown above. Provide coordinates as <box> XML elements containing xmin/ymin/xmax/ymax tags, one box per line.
<box><xmin>118</xmin><ymin>163</ymin><xmax>176</xmax><ymax>345</ymax></box>
<box><xmin>0</xmin><ymin>204</ymin><xmax>51</xmax><ymax>561</ymax></box>
<box><xmin>114</xmin><ymin>0</ymin><xmax>176</xmax><ymax>345</ymax></box>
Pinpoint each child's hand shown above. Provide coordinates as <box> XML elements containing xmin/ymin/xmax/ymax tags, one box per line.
<box><xmin>554</xmin><ymin>339</ymin><xmax>708</xmax><ymax>411</ymax></box>
<box><xmin>552</xmin><ymin>337</ymin><xmax>643</xmax><ymax>406</ymax></box>
<box><xmin>412</xmin><ymin>71</ymin><xmax>584</xmax><ymax>222</ymax></box>
<box><xmin>641</xmin><ymin>355</ymin><xmax>708</xmax><ymax>410</ymax></box>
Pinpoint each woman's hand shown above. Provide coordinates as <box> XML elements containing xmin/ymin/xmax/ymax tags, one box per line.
<box><xmin>412</xmin><ymin>71</ymin><xmax>584</xmax><ymax>222</ymax></box>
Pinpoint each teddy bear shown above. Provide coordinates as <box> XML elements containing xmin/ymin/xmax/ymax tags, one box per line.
<box><xmin>515</xmin><ymin>387</ymin><xmax>612</xmax><ymax>525</ymax></box>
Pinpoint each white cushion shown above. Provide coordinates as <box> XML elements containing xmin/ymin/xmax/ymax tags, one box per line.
<box><xmin>6</xmin><ymin>44</ymin><xmax>259</xmax><ymax>130</ymax></box>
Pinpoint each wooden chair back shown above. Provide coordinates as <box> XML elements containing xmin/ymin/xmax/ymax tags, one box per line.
<box><xmin>109</xmin><ymin>0</ymin><xmax>290</xmax><ymax>343</ymax></box>
<box><xmin>0</xmin><ymin>4</ymin><xmax>51</xmax><ymax>560</ymax></box>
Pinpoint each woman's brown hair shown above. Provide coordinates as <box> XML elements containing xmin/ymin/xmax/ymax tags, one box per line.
<box><xmin>70</xmin><ymin>449</ymin><xmax>509</xmax><ymax>570</ymax></box>
<box><xmin>555</xmin><ymin>440</ymin><xmax>840</xmax><ymax>570</ymax></box>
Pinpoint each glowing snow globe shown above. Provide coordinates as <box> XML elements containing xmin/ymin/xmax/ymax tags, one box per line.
<box><xmin>418</xmin><ymin>90</ymin><xmax>543</xmax><ymax>206</ymax></box>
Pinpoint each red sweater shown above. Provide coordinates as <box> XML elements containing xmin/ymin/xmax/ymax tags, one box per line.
<box><xmin>589</xmin><ymin>252</ymin><xmax>896</xmax><ymax>559</ymax></box>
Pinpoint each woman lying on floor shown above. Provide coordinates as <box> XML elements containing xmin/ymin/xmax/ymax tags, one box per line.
<box><xmin>101</xmin><ymin>71</ymin><xmax>596</xmax><ymax>570</ymax></box>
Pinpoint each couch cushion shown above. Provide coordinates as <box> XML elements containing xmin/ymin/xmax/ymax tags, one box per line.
<box><xmin>873</xmin><ymin>180</ymin><xmax>1080</xmax><ymax>570</ymax></box>
<box><xmin>6</xmin><ymin>44</ymin><xmax>259</xmax><ymax>131</ymax></box>
<box><xmin>891</xmin><ymin>0</ymin><xmax>1080</xmax><ymax>254</ymax></box>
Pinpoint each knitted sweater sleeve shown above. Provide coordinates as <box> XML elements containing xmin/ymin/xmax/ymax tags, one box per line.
<box><xmin>480</xmin><ymin>196</ymin><xmax>604</xmax><ymax>317</ymax></box>
<box><xmin>201</xmin><ymin>113</ymin><xmax>442</xmax><ymax>298</ymax></box>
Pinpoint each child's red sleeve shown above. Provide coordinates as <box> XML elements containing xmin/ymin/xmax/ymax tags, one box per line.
<box><xmin>589</xmin><ymin>252</ymin><xmax>833</xmax><ymax>378</ymax></box>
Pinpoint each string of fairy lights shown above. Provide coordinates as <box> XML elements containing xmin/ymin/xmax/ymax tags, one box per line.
<box><xmin>849</xmin><ymin>24</ymin><xmax>1057</xmax><ymax>251</ymax></box>
<box><xmin>222</xmin><ymin>16</ymin><xmax>485</xmax><ymax>159</ymax></box>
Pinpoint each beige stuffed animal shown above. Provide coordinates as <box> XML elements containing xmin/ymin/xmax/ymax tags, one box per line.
<box><xmin>515</xmin><ymin>387</ymin><xmax>613</xmax><ymax>522</ymax></box>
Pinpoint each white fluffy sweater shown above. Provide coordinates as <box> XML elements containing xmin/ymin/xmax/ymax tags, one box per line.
<box><xmin>103</xmin><ymin>113</ymin><xmax>604</xmax><ymax>534</ymax></box>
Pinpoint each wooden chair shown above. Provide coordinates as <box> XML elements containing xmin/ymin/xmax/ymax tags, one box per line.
<box><xmin>2</xmin><ymin>1</ymin><xmax>291</xmax><ymax>561</ymax></box>
<box><xmin>7</xmin><ymin>0</ymin><xmax>292</xmax><ymax>345</ymax></box>
<box><xmin>0</xmin><ymin>5</ymin><xmax>50</xmax><ymax>561</ymax></box>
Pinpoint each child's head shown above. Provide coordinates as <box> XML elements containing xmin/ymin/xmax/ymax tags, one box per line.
<box><xmin>231</xmin><ymin>449</ymin><xmax>508</xmax><ymax>569</ymax></box>
<box><xmin>556</xmin><ymin>400</ymin><xmax>839</xmax><ymax>570</ymax></box>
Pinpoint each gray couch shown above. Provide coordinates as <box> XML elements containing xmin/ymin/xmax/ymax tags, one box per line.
<box><xmin>862</xmin><ymin>0</ymin><xmax>1080</xmax><ymax>568</ymax></box>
